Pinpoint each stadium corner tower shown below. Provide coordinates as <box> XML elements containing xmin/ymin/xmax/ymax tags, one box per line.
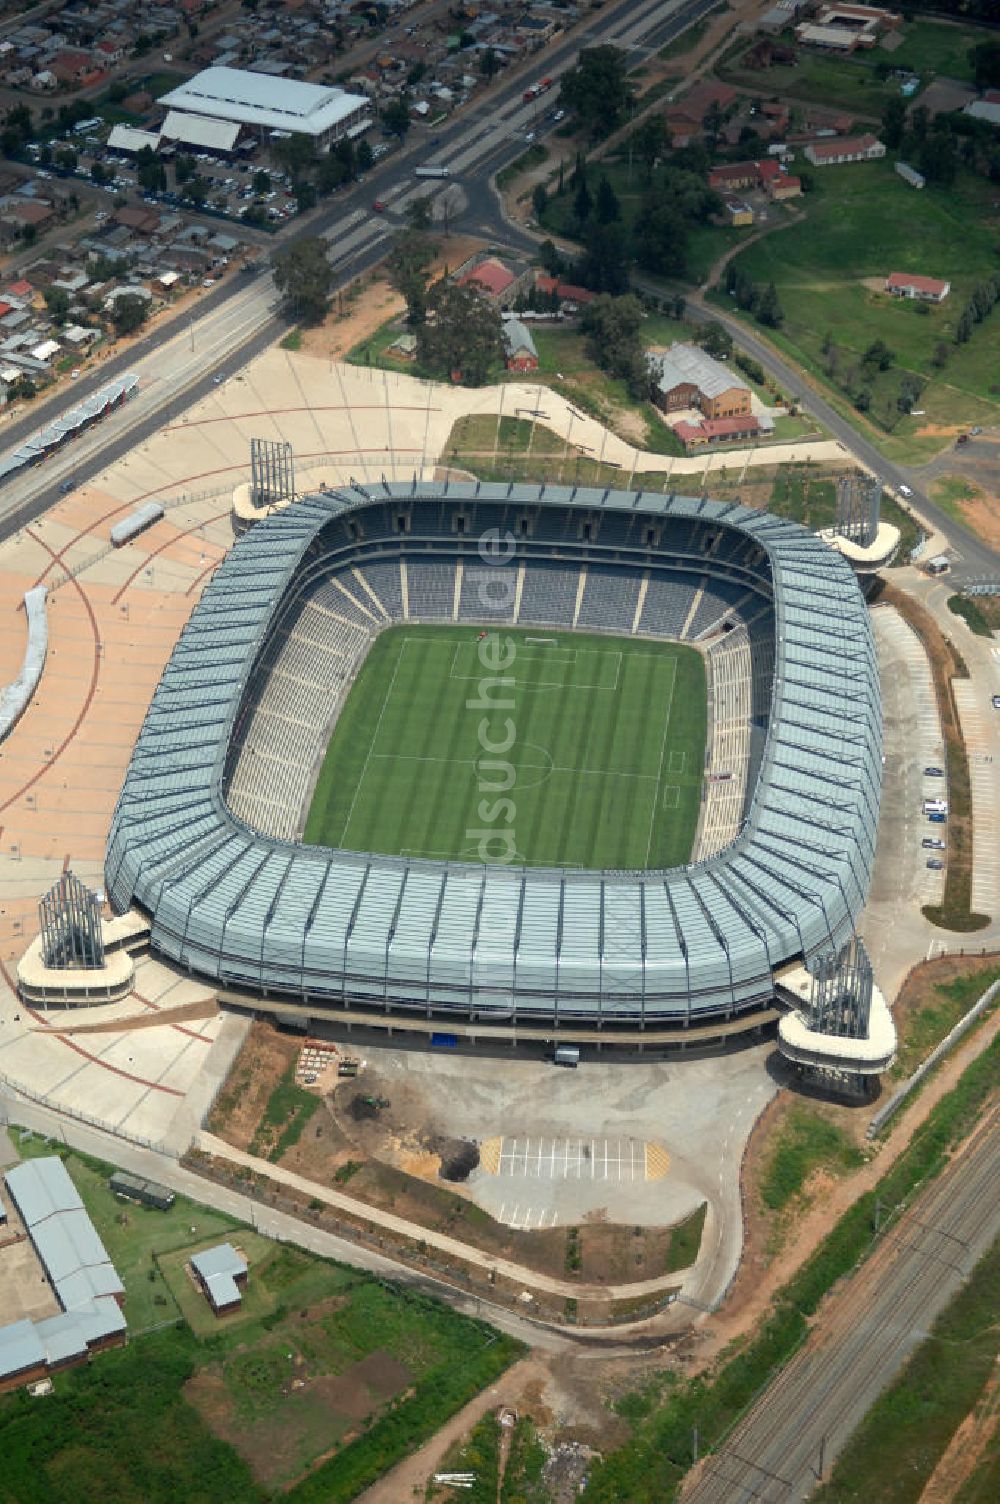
<box><xmin>106</xmin><ymin>482</ymin><xmax>884</xmax><ymax>1059</ymax></box>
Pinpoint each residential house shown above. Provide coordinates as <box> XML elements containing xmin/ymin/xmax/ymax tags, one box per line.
<box><xmin>190</xmin><ymin>1244</ymin><xmax>248</xmax><ymax>1315</ymax></box>
<box><xmin>885</xmin><ymin>271</ymin><xmax>950</xmax><ymax>303</ymax></box>
<box><xmin>501</xmin><ymin>315</ymin><xmax>538</xmax><ymax>372</ymax></box>
<box><xmin>533</xmin><ymin>272</ymin><xmax>595</xmax><ymax>307</ymax></box>
<box><xmin>723</xmin><ymin>197</ymin><xmax>754</xmax><ymax>226</ymax></box>
<box><xmin>648</xmin><ymin>343</ymin><xmax>752</xmax><ymax>420</ymax></box>
<box><xmin>803</xmin><ymin>133</ymin><xmax>885</xmax><ymax>165</ymax></box>
<box><xmin>674</xmin><ymin>414</ymin><xmax>762</xmax><ymax>451</ymax></box>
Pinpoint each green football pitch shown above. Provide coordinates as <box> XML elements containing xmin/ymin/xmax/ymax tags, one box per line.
<box><xmin>303</xmin><ymin>626</ymin><xmax>707</xmax><ymax>870</ymax></box>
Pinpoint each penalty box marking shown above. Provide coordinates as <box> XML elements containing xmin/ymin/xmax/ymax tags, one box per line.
<box><xmin>445</xmin><ymin>640</ymin><xmax>623</xmax><ymax>692</ymax></box>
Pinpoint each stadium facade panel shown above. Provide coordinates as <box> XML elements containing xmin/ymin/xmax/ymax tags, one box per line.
<box><xmin>106</xmin><ymin>483</ymin><xmax>881</xmax><ymax>1036</ymax></box>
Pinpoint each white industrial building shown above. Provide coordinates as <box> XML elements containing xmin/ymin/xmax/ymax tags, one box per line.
<box><xmin>159</xmin><ymin>66</ymin><xmax>370</xmax><ymax>153</ymax></box>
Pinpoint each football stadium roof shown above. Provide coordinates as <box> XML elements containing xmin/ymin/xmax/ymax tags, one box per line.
<box><xmin>106</xmin><ymin>483</ymin><xmax>881</xmax><ymax>1036</ymax></box>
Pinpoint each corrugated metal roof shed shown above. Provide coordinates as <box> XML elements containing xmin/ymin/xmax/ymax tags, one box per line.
<box><xmin>160</xmin><ymin>66</ymin><xmax>368</xmax><ymax>138</ymax></box>
<box><xmin>0</xmin><ymin>1319</ymin><xmax>44</xmax><ymax>1380</ymax></box>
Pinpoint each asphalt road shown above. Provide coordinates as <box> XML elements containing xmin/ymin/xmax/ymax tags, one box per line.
<box><xmin>1</xmin><ymin>0</ymin><xmax>995</xmax><ymax>583</ymax></box>
<box><xmin>0</xmin><ymin>0</ymin><xmax>719</xmax><ymax>541</ymax></box>
<box><xmin>683</xmin><ymin>1106</ymin><xmax>1000</xmax><ymax>1502</ymax></box>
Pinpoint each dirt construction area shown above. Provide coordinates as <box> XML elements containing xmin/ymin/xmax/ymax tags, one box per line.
<box><xmin>209</xmin><ymin>1020</ymin><xmax>776</xmax><ymax>1291</ymax></box>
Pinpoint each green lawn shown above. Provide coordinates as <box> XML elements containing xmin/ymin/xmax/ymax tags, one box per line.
<box><xmin>0</xmin><ymin>1142</ymin><xmax>523</xmax><ymax>1500</ymax></box>
<box><xmin>880</xmin><ymin>20</ymin><xmax>988</xmax><ymax>84</ymax></box>
<box><xmin>719</xmin><ymin>160</ymin><xmax>1000</xmax><ymax>453</ymax></box>
<box><xmin>717</xmin><ymin>20</ymin><xmax>989</xmax><ymax>111</ymax></box>
<box><xmin>304</xmin><ymin>626</ymin><xmax>707</xmax><ymax>870</ymax></box>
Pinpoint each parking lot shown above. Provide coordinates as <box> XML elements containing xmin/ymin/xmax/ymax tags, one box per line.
<box><xmin>494</xmin><ymin>1136</ymin><xmax>652</xmax><ymax>1183</ymax></box>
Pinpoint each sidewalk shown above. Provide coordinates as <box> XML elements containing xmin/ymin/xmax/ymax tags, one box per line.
<box><xmin>193</xmin><ymin>1129</ymin><xmax>696</xmax><ymax>1306</ymax></box>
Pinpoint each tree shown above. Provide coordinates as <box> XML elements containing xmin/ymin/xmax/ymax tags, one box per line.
<box><xmin>931</xmin><ymin>341</ymin><xmax>949</xmax><ymax>368</ymax></box>
<box><xmin>386</xmin><ymin>228</ymin><xmax>435</xmax><ymax>326</ymax></box>
<box><xmin>532</xmin><ymin>182</ymin><xmax>548</xmax><ymax>220</ymax></box>
<box><xmin>252</xmin><ymin>169</ymin><xmax>271</xmax><ymax>196</ymax></box>
<box><xmin>136</xmin><ymin>148</ymin><xmax>166</xmax><ymax>194</ymax></box>
<box><xmin>417</xmin><ymin>279</ymin><xmax>503</xmax><ymax>385</ymax></box>
<box><xmin>631</xmin><ymin>116</ymin><xmax>666</xmax><ymax>182</ymax></box>
<box><xmin>918</xmin><ymin>128</ymin><xmax>957</xmax><ymax>186</ymax></box>
<box><xmin>181</xmin><ymin>176</ymin><xmax>208</xmax><ymax>206</ymax></box>
<box><xmin>882</xmin><ymin>96</ymin><xmax>906</xmax><ymax>151</ymax></box>
<box><xmin>111</xmin><ymin>293</ymin><xmax>149</xmax><ymax>336</ymax></box>
<box><xmin>44</xmin><ymin>286</ymin><xmax>70</xmax><ymax>325</ymax></box>
<box><xmin>558</xmin><ymin>47</ymin><xmax>634</xmax><ymax>139</ymax></box>
<box><xmin>479</xmin><ymin>48</ymin><xmax>500</xmax><ymax>80</ymax></box>
<box><xmin>579</xmin><ymin>293</ymin><xmax>647</xmax><ymax>397</ymax></box>
<box><xmin>316</xmin><ymin>153</ymin><xmax>349</xmax><ymax>195</ymax></box>
<box><xmin>572</xmin><ymin>174</ymin><xmax>592</xmax><ymax>224</ymax></box>
<box><xmin>756</xmin><ymin>282</ymin><xmax>784</xmax><ymax>328</ymax></box>
<box><xmin>271</xmin><ymin>237</ymin><xmax>334</xmax><ymax>323</ymax></box>
<box><xmin>699</xmin><ymin>322</ymin><xmax>732</xmax><ymax>359</ymax></box>
<box><xmin>595</xmin><ymin>175</ymin><xmax>620</xmax><ymax>224</ymax></box>
<box><xmin>90</xmin><ymin>161</ymin><xmax>108</xmax><ymax>184</ymax></box>
<box><xmin>174</xmin><ymin>155</ymin><xmax>196</xmax><ymax>185</ymax></box>
<box><xmin>578</xmin><ymin>222</ymin><xmax>629</xmax><ymax>295</ymax></box>
<box><xmin>356</xmin><ymin>140</ymin><xmax>373</xmax><ymax>173</ymax></box>
<box><xmin>382</xmin><ymin>95</ymin><xmax>411</xmax><ymax>138</ymax></box>
<box><xmin>897</xmin><ymin>374</ymin><xmax>922</xmax><ymax>413</ymax></box>
<box><xmin>863</xmin><ymin>338</ymin><xmax>894</xmax><ymax>371</ymax></box>
<box><xmin>405</xmin><ymin>195</ymin><xmax>433</xmax><ymax>231</ymax></box>
<box><xmin>293</xmin><ymin>178</ymin><xmax>317</xmax><ymax>213</ymax></box>
<box><xmin>633</xmin><ymin>195</ymin><xmax>689</xmax><ymax>278</ymax></box>
<box><xmin>272</xmin><ymin>132</ymin><xmax>316</xmax><ymax>177</ymax></box>
<box><xmin>969</xmin><ymin>37</ymin><xmax>1000</xmax><ymax>90</ymax></box>
<box><xmin>54</xmin><ymin>146</ymin><xmax>77</xmax><ymax>172</ymax></box>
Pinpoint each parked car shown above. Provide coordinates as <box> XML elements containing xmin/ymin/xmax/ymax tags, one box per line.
<box><xmin>993</xmin><ymin>695</ymin><xmax>1000</xmax><ymax>710</ymax></box>
<box><xmin>970</xmin><ymin>426</ymin><xmax>983</xmax><ymax>435</ymax></box>
<box><xmin>898</xmin><ymin>483</ymin><xmax>913</xmax><ymax>498</ymax></box>
<box><xmin>924</xmin><ymin>766</ymin><xmax>944</xmax><ymax>777</ymax></box>
<box><xmin>922</xmin><ymin>837</ymin><xmax>945</xmax><ymax>849</ymax></box>
<box><xmin>926</xmin><ymin>859</ymin><xmax>944</xmax><ymax>870</ymax></box>
<box><xmin>928</xmin><ymin>811</ymin><xmax>947</xmax><ymax>823</ymax></box>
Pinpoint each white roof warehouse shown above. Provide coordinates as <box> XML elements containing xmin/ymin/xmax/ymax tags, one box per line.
<box><xmin>159</xmin><ymin>66</ymin><xmax>370</xmax><ymax>151</ymax></box>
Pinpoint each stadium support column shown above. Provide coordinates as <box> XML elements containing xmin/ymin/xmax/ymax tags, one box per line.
<box><xmin>834</xmin><ymin>471</ymin><xmax>881</xmax><ymax>549</ymax></box>
<box><xmin>39</xmin><ymin>872</ymin><xmax>105</xmax><ymax>969</ymax></box>
<box><xmin>250</xmin><ymin>437</ymin><xmax>296</xmax><ymax>510</ymax></box>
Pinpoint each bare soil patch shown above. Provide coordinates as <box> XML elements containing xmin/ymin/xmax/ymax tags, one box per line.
<box><xmin>919</xmin><ymin>1358</ymin><xmax>1000</xmax><ymax>1504</ymax></box>
<box><xmin>212</xmin><ymin>1024</ymin><xmax>694</xmax><ymax>1291</ymax></box>
<box><xmin>207</xmin><ymin>1019</ymin><xmax>299</xmax><ymax>1152</ymax></box>
<box><xmin>295</xmin><ymin>237</ymin><xmax>486</xmax><ymax>361</ymax></box>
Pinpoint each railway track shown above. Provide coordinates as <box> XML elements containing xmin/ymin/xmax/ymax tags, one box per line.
<box><xmin>684</xmin><ymin>1105</ymin><xmax>1000</xmax><ymax>1502</ymax></box>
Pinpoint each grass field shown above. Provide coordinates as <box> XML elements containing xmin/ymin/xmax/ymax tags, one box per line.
<box><xmin>303</xmin><ymin>626</ymin><xmax>707</xmax><ymax>870</ymax></box>
<box><xmin>1</xmin><ymin>1140</ymin><xmax>522</xmax><ymax>1500</ymax></box>
<box><xmin>717</xmin><ymin>160</ymin><xmax>1000</xmax><ymax>457</ymax></box>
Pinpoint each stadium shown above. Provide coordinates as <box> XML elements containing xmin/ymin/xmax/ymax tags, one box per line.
<box><xmin>105</xmin><ymin>481</ymin><xmax>882</xmax><ymax>1053</ymax></box>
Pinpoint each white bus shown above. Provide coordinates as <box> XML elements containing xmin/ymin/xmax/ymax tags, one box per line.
<box><xmin>414</xmin><ymin>165</ymin><xmax>450</xmax><ymax>179</ymax></box>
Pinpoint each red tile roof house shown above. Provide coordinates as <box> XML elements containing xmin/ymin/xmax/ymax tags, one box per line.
<box><xmin>885</xmin><ymin>271</ymin><xmax>950</xmax><ymax>303</ymax></box>
<box><xmin>708</xmin><ymin>159</ymin><xmax>803</xmax><ymax>199</ymax></box>
<box><xmin>534</xmin><ymin>273</ymin><xmax>596</xmax><ymax>306</ymax></box>
<box><xmin>674</xmin><ymin>415</ymin><xmax>761</xmax><ymax>451</ymax></box>
<box><xmin>803</xmin><ymin>133</ymin><xmax>886</xmax><ymax>166</ymax></box>
<box><xmin>454</xmin><ymin>254</ymin><xmax>531</xmax><ymax>309</ymax></box>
